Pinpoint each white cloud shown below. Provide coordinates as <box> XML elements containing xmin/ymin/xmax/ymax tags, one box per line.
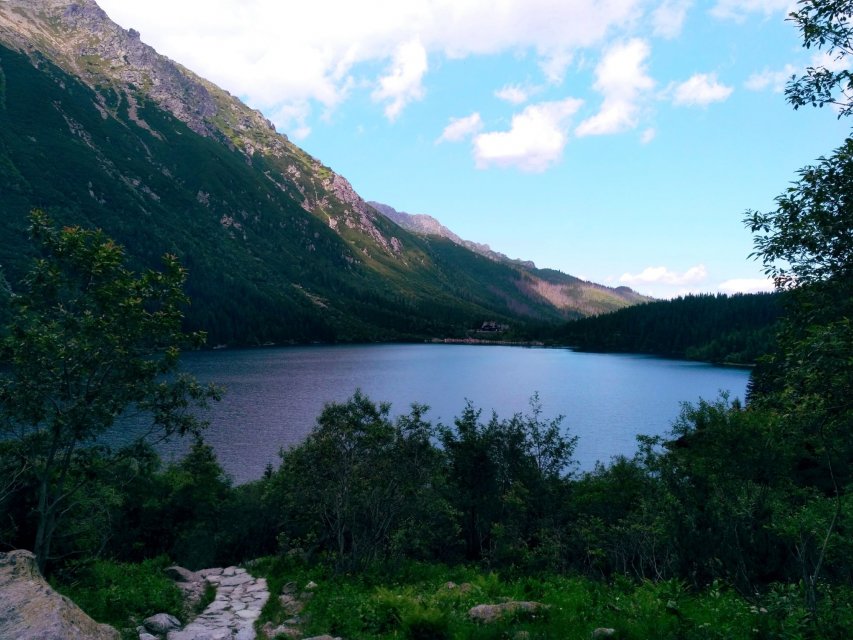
<box><xmin>495</xmin><ymin>85</ymin><xmax>530</xmax><ymax>105</ymax></box>
<box><xmin>96</xmin><ymin>0</ymin><xmax>643</xmax><ymax>136</ymax></box>
<box><xmin>539</xmin><ymin>50</ymin><xmax>574</xmax><ymax>84</ymax></box>
<box><xmin>710</xmin><ymin>0</ymin><xmax>793</xmax><ymax>21</ymax></box>
<box><xmin>268</xmin><ymin>102</ymin><xmax>312</xmax><ymax>139</ymax></box>
<box><xmin>745</xmin><ymin>64</ymin><xmax>797</xmax><ymax>92</ymax></box>
<box><xmin>717</xmin><ymin>278</ymin><xmax>775</xmax><ymax>294</ymax></box>
<box><xmin>620</xmin><ymin>264</ymin><xmax>708</xmax><ymax>286</ymax></box>
<box><xmin>640</xmin><ymin>127</ymin><xmax>656</xmax><ymax>143</ymax></box>
<box><xmin>673</xmin><ymin>73</ymin><xmax>733</xmax><ymax>106</ymax></box>
<box><xmin>811</xmin><ymin>51</ymin><xmax>851</xmax><ymax>73</ymax></box>
<box><xmin>437</xmin><ymin>113</ymin><xmax>484</xmax><ymax>143</ymax></box>
<box><xmin>473</xmin><ymin>98</ymin><xmax>584</xmax><ymax>172</ymax></box>
<box><xmin>372</xmin><ymin>39</ymin><xmax>428</xmax><ymax>121</ymax></box>
<box><xmin>576</xmin><ymin>39</ymin><xmax>655</xmax><ymax>137</ymax></box>
<box><xmin>652</xmin><ymin>0</ymin><xmax>692</xmax><ymax>39</ymax></box>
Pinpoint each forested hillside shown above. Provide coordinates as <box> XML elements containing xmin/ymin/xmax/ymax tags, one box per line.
<box><xmin>0</xmin><ymin>0</ymin><xmax>644</xmax><ymax>346</ymax></box>
<box><xmin>552</xmin><ymin>292</ymin><xmax>782</xmax><ymax>364</ymax></box>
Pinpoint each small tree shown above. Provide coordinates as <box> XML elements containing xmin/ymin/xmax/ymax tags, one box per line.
<box><xmin>0</xmin><ymin>211</ymin><xmax>218</xmax><ymax>572</ymax></box>
<box><xmin>271</xmin><ymin>391</ymin><xmax>447</xmax><ymax>569</ymax></box>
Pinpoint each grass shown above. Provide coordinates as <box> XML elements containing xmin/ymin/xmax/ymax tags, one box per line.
<box><xmin>52</xmin><ymin>556</ymin><xmax>184</xmax><ymax>640</ymax></box>
<box><xmin>250</xmin><ymin>558</ymin><xmax>817</xmax><ymax>640</ymax></box>
<box><xmin>50</xmin><ymin>554</ymin><xmax>853</xmax><ymax>639</ymax></box>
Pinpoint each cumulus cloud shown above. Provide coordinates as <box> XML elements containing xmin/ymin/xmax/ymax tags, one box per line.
<box><xmin>495</xmin><ymin>84</ymin><xmax>531</xmax><ymax>105</ymax></box>
<box><xmin>576</xmin><ymin>39</ymin><xmax>655</xmax><ymax>137</ymax></box>
<box><xmin>620</xmin><ymin>264</ymin><xmax>708</xmax><ymax>286</ymax></box>
<box><xmin>372</xmin><ymin>39</ymin><xmax>428</xmax><ymax>121</ymax></box>
<box><xmin>473</xmin><ymin>98</ymin><xmax>584</xmax><ymax>172</ymax></box>
<box><xmin>745</xmin><ymin>64</ymin><xmax>797</xmax><ymax>93</ymax></box>
<box><xmin>811</xmin><ymin>51</ymin><xmax>851</xmax><ymax>73</ymax></box>
<box><xmin>97</xmin><ymin>0</ymin><xmax>642</xmax><ymax>135</ymax></box>
<box><xmin>672</xmin><ymin>73</ymin><xmax>733</xmax><ymax>106</ymax></box>
<box><xmin>717</xmin><ymin>278</ymin><xmax>775</xmax><ymax>294</ymax></box>
<box><xmin>437</xmin><ymin>113</ymin><xmax>484</xmax><ymax>143</ymax></box>
<box><xmin>640</xmin><ymin>127</ymin><xmax>657</xmax><ymax>143</ymax></box>
<box><xmin>710</xmin><ymin>0</ymin><xmax>793</xmax><ymax>21</ymax></box>
<box><xmin>652</xmin><ymin>0</ymin><xmax>692</xmax><ymax>39</ymax></box>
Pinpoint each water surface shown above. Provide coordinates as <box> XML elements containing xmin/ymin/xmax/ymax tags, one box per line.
<box><xmin>149</xmin><ymin>344</ymin><xmax>750</xmax><ymax>484</ymax></box>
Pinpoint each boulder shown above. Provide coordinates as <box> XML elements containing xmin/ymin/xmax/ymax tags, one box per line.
<box><xmin>278</xmin><ymin>593</ymin><xmax>304</xmax><ymax>615</ymax></box>
<box><xmin>0</xmin><ymin>549</ymin><xmax>120</xmax><ymax>640</ymax></box>
<box><xmin>164</xmin><ymin>565</ymin><xmax>199</xmax><ymax>583</ymax></box>
<box><xmin>143</xmin><ymin>612</ymin><xmax>182</xmax><ymax>634</ymax></box>
<box><xmin>468</xmin><ymin>601</ymin><xmax>546</xmax><ymax>624</ymax></box>
<box><xmin>261</xmin><ymin>622</ymin><xmax>301</xmax><ymax>638</ymax></box>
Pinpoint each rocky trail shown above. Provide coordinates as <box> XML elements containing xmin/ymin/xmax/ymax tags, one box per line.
<box><xmin>141</xmin><ymin>565</ymin><xmax>270</xmax><ymax>640</ymax></box>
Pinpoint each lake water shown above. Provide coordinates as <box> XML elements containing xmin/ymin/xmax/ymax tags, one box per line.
<box><xmin>147</xmin><ymin>344</ymin><xmax>751</xmax><ymax>484</ymax></box>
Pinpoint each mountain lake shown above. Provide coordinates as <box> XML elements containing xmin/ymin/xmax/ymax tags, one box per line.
<box><xmin>132</xmin><ymin>343</ymin><xmax>752</xmax><ymax>484</ymax></box>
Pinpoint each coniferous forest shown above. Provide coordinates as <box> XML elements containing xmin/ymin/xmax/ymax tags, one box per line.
<box><xmin>550</xmin><ymin>292</ymin><xmax>783</xmax><ymax>364</ymax></box>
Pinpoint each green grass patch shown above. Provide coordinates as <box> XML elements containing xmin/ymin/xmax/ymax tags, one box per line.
<box><xmin>53</xmin><ymin>556</ymin><xmax>184</xmax><ymax>639</ymax></box>
<box><xmin>251</xmin><ymin>558</ymin><xmax>837</xmax><ymax>640</ymax></box>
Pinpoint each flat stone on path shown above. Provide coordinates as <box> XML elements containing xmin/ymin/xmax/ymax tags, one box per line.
<box><xmin>166</xmin><ymin>567</ymin><xmax>269</xmax><ymax>640</ymax></box>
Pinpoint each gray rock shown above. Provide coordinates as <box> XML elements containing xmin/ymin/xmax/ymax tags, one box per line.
<box><xmin>165</xmin><ymin>565</ymin><xmax>200</xmax><ymax>583</ymax></box>
<box><xmin>139</xmin><ymin>633</ymin><xmax>159</xmax><ymax>640</ymax></box>
<box><xmin>263</xmin><ymin>624</ymin><xmax>301</xmax><ymax>639</ymax></box>
<box><xmin>468</xmin><ymin>601</ymin><xmax>546</xmax><ymax>624</ymax></box>
<box><xmin>592</xmin><ymin>629</ymin><xmax>617</xmax><ymax>638</ymax></box>
<box><xmin>0</xmin><ymin>549</ymin><xmax>120</xmax><ymax>640</ymax></box>
<box><xmin>144</xmin><ymin>612</ymin><xmax>182</xmax><ymax>634</ymax></box>
<box><xmin>279</xmin><ymin>593</ymin><xmax>304</xmax><ymax>615</ymax></box>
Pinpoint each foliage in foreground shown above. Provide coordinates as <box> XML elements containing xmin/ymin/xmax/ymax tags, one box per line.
<box><xmin>253</xmin><ymin>557</ymin><xmax>853</xmax><ymax>640</ymax></box>
<box><xmin>52</xmin><ymin>556</ymin><xmax>184</xmax><ymax>639</ymax></box>
<box><xmin>0</xmin><ymin>212</ymin><xmax>217</xmax><ymax>572</ymax></box>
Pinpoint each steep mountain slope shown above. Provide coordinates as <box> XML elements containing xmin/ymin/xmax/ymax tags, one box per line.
<box><xmin>371</xmin><ymin>202</ymin><xmax>650</xmax><ymax>316</ymax></box>
<box><xmin>0</xmin><ymin>0</ymin><xmax>645</xmax><ymax>344</ymax></box>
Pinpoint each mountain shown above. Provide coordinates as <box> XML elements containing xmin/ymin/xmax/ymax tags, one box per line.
<box><xmin>368</xmin><ymin>201</ymin><xmax>531</xmax><ymax>267</ymax></box>
<box><xmin>0</xmin><ymin>0</ymin><xmax>646</xmax><ymax>345</ymax></box>
<box><xmin>371</xmin><ymin>202</ymin><xmax>650</xmax><ymax>315</ymax></box>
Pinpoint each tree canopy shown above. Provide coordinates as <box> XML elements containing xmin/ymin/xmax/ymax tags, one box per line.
<box><xmin>0</xmin><ymin>211</ymin><xmax>218</xmax><ymax>571</ymax></box>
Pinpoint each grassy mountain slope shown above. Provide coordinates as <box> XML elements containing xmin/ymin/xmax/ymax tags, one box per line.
<box><xmin>0</xmin><ymin>0</ymin><xmax>645</xmax><ymax>344</ymax></box>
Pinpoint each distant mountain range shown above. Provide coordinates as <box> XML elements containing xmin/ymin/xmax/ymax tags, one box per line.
<box><xmin>0</xmin><ymin>0</ymin><xmax>648</xmax><ymax>344</ymax></box>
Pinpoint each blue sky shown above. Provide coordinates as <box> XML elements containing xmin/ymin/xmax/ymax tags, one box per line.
<box><xmin>98</xmin><ymin>0</ymin><xmax>849</xmax><ymax>298</ymax></box>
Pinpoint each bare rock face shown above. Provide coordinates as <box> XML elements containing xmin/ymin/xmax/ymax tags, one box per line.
<box><xmin>0</xmin><ymin>549</ymin><xmax>120</xmax><ymax>640</ymax></box>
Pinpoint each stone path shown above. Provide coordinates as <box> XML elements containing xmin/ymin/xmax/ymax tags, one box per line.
<box><xmin>166</xmin><ymin>566</ymin><xmax>269</xmax><ymax>640</ymax></box>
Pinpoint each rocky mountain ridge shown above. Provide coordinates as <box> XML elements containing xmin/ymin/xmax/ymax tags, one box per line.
<box><xmin>368</xmin><ymin>201</ymin><xmax>535</xmax><ymax>268</ymax></box>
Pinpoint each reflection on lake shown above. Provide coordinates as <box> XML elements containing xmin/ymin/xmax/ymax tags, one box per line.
<box><xmin>134</xmin><ymin>344</ymin><xmax>751</xmax><ymax>484</ymax></box>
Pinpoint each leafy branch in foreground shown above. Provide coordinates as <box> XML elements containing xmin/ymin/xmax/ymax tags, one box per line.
<box><xmin>0</xmin><ymin>211</ymin><xmax>220</xmax><ymax>572</ymax></box>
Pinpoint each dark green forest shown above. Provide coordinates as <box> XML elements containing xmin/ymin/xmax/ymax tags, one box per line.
<box><xmin>551</xmin><ymin>292</ymin><xmax>783</xmax><ymax>364</ymax></box>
